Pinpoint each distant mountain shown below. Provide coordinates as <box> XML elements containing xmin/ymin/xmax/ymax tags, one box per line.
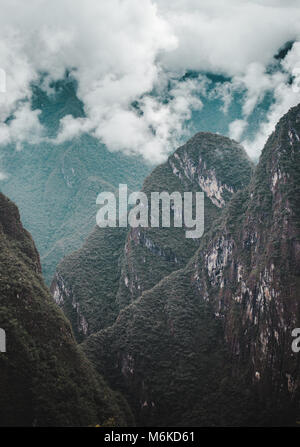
<box><xmin>52</xmin><ymin>133</ymin><xmax>253</xmax><ymax>340</ymax></box>
<box><xmin>0</xmin><ymin>79</ymin><xmax>150</xmax><ymax>284</ymax></box>
<box><xmin>0</xmin><ymin>192</ymin><xmax>133</xmax><ymax>426</ymax></box>
<box><xmin>53</xmin><ymin>105</ymin><xmax>300</xmax><ymax>426</ymax></box>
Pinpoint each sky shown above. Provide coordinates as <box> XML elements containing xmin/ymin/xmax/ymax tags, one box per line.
<box><xmin>0</xmin><ymin>0</ymin><xmax>300</xmax><ymax>166</ymax></box>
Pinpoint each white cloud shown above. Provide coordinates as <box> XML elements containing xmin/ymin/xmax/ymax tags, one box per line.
<box><xmin>0</xmin><ymin>172</ymin><xmax>8</xmax><ymax>181</ymax></box>
<box><xmin>0</xmin><ymin>102</ymin><xmax>43</xmax><ymax>149</ymax></box>
<box><xmin>156</xmin><ymin>1</ymin><xmax>300</xmax><ymax>158</ymax></box>
<box><xmin>0</xmin><ymin>0</ymin><xmax>299</xmax><ymax>161</ymax></box>
<box><xmin>57</xmin><ymin>75</ymin><xmax>206</xmax><ymax>163</ymax></box>
<box><xmin>229</xmin><ymin>119</ymin><xmax>248</xmax><ymax>142</ymax></box>
<box><xmin>156</xmin><ymin>0</ymin><xmax>300</xmax><ymax>75</ymax></box>
<box><xmin>241</xmin><ymin>42</ymin><xmax>300</xmax><ymax>157</ymax></box>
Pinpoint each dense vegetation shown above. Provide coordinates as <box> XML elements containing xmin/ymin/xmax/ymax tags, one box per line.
<box><xmin>52</xmin><ymin>226</ymin><xmax>128</xmax><ymax>341</ymax></box>
<box><xmin>55</xmin><ymin>132</ymin><xmax>253</xmax><ymax>339</ymax></box>
<box><xmin>116</xmin><ymin>132</ymin><xmax>253</xmax><ymax>308</ymax></box>
<box><xmin>2</xmin><ymin>101</ymin><xmax>299</xmax><ymax>426</ymax></box>
<box><xmin>80</xmin><ymin>106</ymin><xmax>300</xmax><ymax>426</ymax></box>
<box><xmin>0</xmin><ymin>193</ymin><xmax>133</xmax><ymax>426</ymax></box>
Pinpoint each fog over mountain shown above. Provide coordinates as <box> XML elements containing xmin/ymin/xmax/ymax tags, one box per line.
<box><xmin>0</xmin><ymin>0</ymin><xmax>299</xmax><ymax>170</ymax></box>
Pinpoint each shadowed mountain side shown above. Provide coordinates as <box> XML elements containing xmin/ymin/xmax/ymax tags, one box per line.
<box><xmin>0</xmin><ymin>192</ymin><xmax>133</xmax><ymax>426</ymax></box>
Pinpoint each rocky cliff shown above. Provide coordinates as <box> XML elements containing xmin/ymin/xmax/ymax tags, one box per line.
<box><xmin>53</xmin><ymin>133</ymin><xmax>253</xmax><ymax>339</ymax></box>
<box><xmin>115</xmin><ymin>133</ymin><xmax>253</xmax><ymax>311</ymax></box>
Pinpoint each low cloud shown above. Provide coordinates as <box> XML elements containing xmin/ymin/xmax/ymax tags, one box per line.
<box><xmin>239</xmin><ymin>42</ymin><xmax>300</xmax><ymax>157</ymax></box>
<box><xmin>229</xmin><ymin>120</ymin><xmax>248</xmax><ymax>142</ymax></box>
<box><xmin>56</xmin><ymin>74</ymin><xmax>206</xmax><ymax>163</ymax></box>
<box><xmin>0</xmin><ymin>0</ymin><xmax>299</xmax><ymax>162</ymax></box>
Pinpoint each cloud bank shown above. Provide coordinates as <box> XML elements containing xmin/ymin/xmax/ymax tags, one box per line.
<box><xmin>0</xmin><ymin>0</ymin><xmax>300</xmax><ymax>162</ymax></box>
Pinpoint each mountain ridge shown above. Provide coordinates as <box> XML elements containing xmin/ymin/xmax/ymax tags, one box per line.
<box><xmin>77</xmin><ymin>104</ymin><xmax>300</xmax><ymax>426</ymax></box>
<box><xmin>52</xmin><ymin>132</ymin><xmax>254</xmax><ymax>340</ymax></box>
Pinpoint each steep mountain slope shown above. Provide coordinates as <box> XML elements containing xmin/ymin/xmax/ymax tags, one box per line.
<box><xmin>51</xmin><ymin>226</ymin><xmax>127</xmax><ymax>341</ymax></box>
<box><xmin>52</xmin><ymin>133</ymin><xmax>253</xmax><ymax>339</ymax></box>
<box><xmin>115</xmin><ymin>133</ymin><xmax>253</xmax><ymax>310</ymax></box>
<box><xmin>0</xmin><ymin>79</ymin><xmax>149</xmax><ymax>284</ymax></box>
<box><xmin>188</xmin><ymin>103</ymin><xmax>300</xmax><ymax>420</ymax></box>
<box><xmin>82</xmin><ymin>104</ymin><xmax>300</xmax><ymax>426</ymax></box>
<box><xmin>0</xmin><ymin>192</ymin><xmax>133</xmax><ymax>426</ymax></box>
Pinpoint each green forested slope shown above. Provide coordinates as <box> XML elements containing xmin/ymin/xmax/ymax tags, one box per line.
<box><xmin>0</xmin><ymin>192</ymin><xmax>133</xmax><ymax>426</ymax></box>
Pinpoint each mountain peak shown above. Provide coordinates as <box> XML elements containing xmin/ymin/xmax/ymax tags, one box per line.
<box><xmin>168</xmin><ymin>131</ymin><xmax>253</xmax><ymax>208</ymax></box>
<box><xmin>250</xmin><ymin>103</ymin><xmax>300</xmax><ymax>222</ymax></box>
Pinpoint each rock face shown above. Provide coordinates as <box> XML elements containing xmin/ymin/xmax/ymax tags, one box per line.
<box><xmin>116</xmin><ymin>133</ymin><xmax>253</xmax><ymax>310</ymax></box>
<box><xmin>54</xmin><ymin>133</ymin><xmax>253</xmax><ymax>339</ymax></box>
<box><xmin>53</xmin><ymin>104</ymin><xmax>300</xmax><ymax>426</ymax></box>
<box><xmin>191</xmin><ymin>105</ymin><xmax>300</xmax><ymax>396</ymax></box>
<box><xmin>0</xmin><ymin>192</ymin><xmax>133</xmax><ymax>426</ymax></box>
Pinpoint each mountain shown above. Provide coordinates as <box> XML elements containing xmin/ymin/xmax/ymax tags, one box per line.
<box><xmin>52</xmin><ymin>133</ymin><xmax>253</xmax><ymax>340</ymax></box>
<box><xmin>0</xmin><ymin>192</ymin><xmax>133</xmax><ymax>426</ymax></box>
<box><xmin>0</xmin><ymin>79</ymin><xmax>150</xmax><ymax>285</ymax></box>
<box><xmin>51</xmin><ymin>104</ymin><xmax>300</xmax><ymax>426</ymax></box>
<box><xmin>81</xmin><ymin>104</ymin><xmax>300</xmax><ymax>426</ymax></box>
